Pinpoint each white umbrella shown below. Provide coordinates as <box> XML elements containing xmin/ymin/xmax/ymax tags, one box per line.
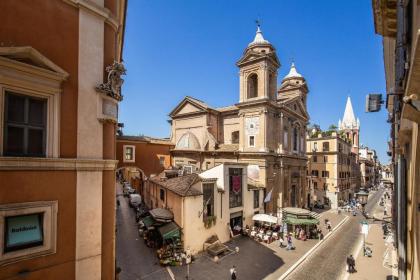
<box><xmin>252</xmin><ymin>214</ymin><xmax>277</xmax><ymax>224</ymax></box>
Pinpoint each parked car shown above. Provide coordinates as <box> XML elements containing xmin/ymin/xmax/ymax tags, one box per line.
<box><xmin>314</xmin><ymin>202</ymin><xmax>325</xmax><ymax>209</ymax></box>
<box><xmin>123</xmin><ymin>184</ymin><xmax>135</xmax><ymax>197</ymax></box>
<box><xmin>129</xmin><ymin>194</ymin><xmax>142</xmax><ymax>208</ymax></box>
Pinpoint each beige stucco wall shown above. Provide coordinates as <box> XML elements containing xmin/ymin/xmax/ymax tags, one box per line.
<box><xmin>173</xmin><ymin>115</ymin><xmax>207</xmax><ymax>148</ymax></box>
<box><xmin>222</xmin><ymin>115</ymin><xmax>240</xmax><ymax>144</ymax></box>
<box><xmin>75</xmin><ymin>6</ymin><xmax>105</xmax><ymax>279</ymax></box>
<box><xmin>180</xmin><ymin>164</ymin><xmax>260</xmax><ymax>255</ymax></box>
<box><xmin>75</xmin><ymin>171</ymin><xmax>103</xmax><ymax>279</ymax></box>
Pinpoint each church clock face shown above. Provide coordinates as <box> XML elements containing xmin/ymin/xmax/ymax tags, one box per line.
<box><xmin>245</xmin><ymin>117</ymin><xmax>259</xmax><ymax>135</ymax></box>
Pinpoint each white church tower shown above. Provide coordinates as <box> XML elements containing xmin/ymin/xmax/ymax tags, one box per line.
<box><xmin>338</xmin><ymin>96</ymin><xmax>360</xmax><ymax>155</ymax></box>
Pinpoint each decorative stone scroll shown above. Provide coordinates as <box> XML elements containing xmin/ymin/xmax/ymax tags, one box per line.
<box><xmin>96</xmin><ymin>61</ymin><xmax>126</xmax><ymax>101</ymax></box>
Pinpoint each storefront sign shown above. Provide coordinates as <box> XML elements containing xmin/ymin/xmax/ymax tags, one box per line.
<box><xmin>5</xmin><ymin>213</ymin><xmax>43</xmax><ymax>252</ymax></box>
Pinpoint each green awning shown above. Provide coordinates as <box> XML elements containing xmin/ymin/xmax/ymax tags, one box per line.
<box><xmin>285</xmin><ymin>216</ymin><xmax>319</xmax><ymax>225</ymax></box>
<box><xmin>158</xmin><ymin>222</ymin><xmax>180</xmax><ymax>240</ymax></box>
<box><xmin>142</xmin><ymin>216</ymin><xmax>156</xmax><ymax>228</ymax></box>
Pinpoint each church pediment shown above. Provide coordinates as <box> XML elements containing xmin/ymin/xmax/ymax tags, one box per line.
<box><xmin>236</xmin><ymin>51</ymin><xmax>265</xmax><ymax>65</ymax></box>
<box><xmin>169</xmin><ymin>97</ymin><xmax>210</xmax><ymax>117</ymax></box>
<box><xmin>282</xmin><ymin>96</ymin><xmax>309</xmax><ymax>119</ymax></box>
<box><xmin>0</xmin><ymin>46</ymin><xmax>69</xmax><ymax>80</ymax></box>
<box><xmin>278</xmin><ymin>80</ymin><xmax>308</xmax><ymax>92</ymax></box>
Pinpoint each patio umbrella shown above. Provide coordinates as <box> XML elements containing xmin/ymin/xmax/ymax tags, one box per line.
<box><xmin>252</xmin><ymin>214</ymin><xmax>277</xmax><ymax>224</ymax></box>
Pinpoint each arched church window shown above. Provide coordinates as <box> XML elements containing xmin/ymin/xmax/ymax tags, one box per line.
<box><xmin>247</xmin><ymin>73</ymin><xmax>258</xmax><ymax>98</ymax></box>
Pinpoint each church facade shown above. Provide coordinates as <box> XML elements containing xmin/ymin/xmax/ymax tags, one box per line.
<box><xmin>169</xmin><ymin>27</ymin><xmax>310</xmax><ymax>215</ymax></box>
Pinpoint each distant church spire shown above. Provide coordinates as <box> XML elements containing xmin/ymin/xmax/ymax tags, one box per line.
<box><xmin>339</xmin><ymin>96</ymin><xmax>359</xmax><ymax>130</ymax></box>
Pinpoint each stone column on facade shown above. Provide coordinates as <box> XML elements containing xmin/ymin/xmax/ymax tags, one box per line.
<box><xmin>271</xmin><ymin>161</ymin><xmax>279</xmax><ymax>216</ymax></box>
<box><xmin>280</xmin><ymin>113</ymin><xmax>284</xmax><ymax>153</ymax></box>
<box><xmin>262</xmin><ymin>109</ymin><xmax>268</xmax><ymax>152</ymax></box>
<box><xmin>278</xmin><ymin>161</ymin><xmax>284</xmax><ymax>219</ymax></box>
<box><xmin>239</xmin><ymin>112</ymin><xmax>244</xmax><ymax>152</ymax></box>
<box><xmin>239</xmin><ymin>71</ymin><xmax>244</xmax><ymax>102</ymax></box>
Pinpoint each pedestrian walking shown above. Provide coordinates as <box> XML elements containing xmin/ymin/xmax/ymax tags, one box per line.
<box><xmin>327</xmin><ymin>221</ymin><xmax>332</xmax><ymax>232</ymax></box>
<box><xmin>230</xmin><ymin>265</ymin><xmax>237</xmax><ymax>280</ymax></box>
<box><xmin>346</xmin><ymin>255</ymin><xmax>356</xmax><ymax>273</ymax></box>
<box><xmin>279</xmin><ymin>236</ymin><xmax>285</xmax><ymax>248</ymax></box>
<box><xmin>286</xmin><ymin>234</ymin><xmax>294</xmax><ymax>250</ymax></box>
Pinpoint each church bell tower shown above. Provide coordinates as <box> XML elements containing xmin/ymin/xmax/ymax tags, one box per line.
<box><xmin>338</xmin><ymin>96</ymin><xmax>360</xmax><ymax>155</ymax></box>
<box><xmin>236</xmin><ymin>24</ymin><xmax>280</xmax><ymax>103</ymax></box>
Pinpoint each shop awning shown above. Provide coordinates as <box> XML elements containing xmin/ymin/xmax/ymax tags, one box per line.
<box><xmin>158</xmin><ymin>222</ymin><xmax>180</xmax><ymax>240</ymax></box>
<box><xmin>150</xmin><ymin>208</ymin><xmax>174</xmax><ymax>222</ymax></box>
<box><xmin>284</xmin><ymin>216</ymin><xmax>319</xmax><ymax>225</ymax></box>
<box><xmin>141</xmin><ymin>216</ymin><xmax>156</xmax><ymax>228</ymax></box>
<box><xmin>252</xmin><ymin>214</ymin><xmax>277</xmax><ymax>224</ymax></box>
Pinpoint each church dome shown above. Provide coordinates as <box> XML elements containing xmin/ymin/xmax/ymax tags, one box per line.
<box><xmin>283</xmin><ymin>62</ymin><xmax>303</xmax><ymax>79</ymax></box>
<box><xmin>248</xmin><ymin>26</ymin><xmax>271</xmax><ymax>47</ymax></box>
<box><xmin>176</xmin><ymin>132</ymin><xmax>201</xmax><ymax>150</ymax></box>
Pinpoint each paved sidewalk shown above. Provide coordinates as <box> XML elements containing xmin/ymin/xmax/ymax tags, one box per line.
<box><xmin>263</xmin><ymin>209</ymin><xmax>347</xmax><ymax>279</ymax></box>
<box><xmin>347</xmin><ymin>192</ymin><xmax>396</xmax><ymax>280</ymax></box>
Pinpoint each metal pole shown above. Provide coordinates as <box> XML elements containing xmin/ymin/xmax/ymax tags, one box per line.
<box><xmin>363</xmin><ymin>232</ymin><xmax>366</xmax><ymax>256</ymax></box>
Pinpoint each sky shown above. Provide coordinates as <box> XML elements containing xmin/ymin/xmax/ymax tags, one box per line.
<box><xmin>120</xmin><ymin>0</ymin><xmax>390</xmax><ymax>163</ymax></box>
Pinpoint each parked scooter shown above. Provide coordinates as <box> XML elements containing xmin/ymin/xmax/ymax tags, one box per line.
<box><xmin>364</xmin><ymin>246</ymin><xmax>373</xmax><ymax>257</ymax></box>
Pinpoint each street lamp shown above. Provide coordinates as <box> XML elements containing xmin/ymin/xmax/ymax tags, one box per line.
<box><xmin>355</xmin><ymin>188</ymin><xmax>369</xmax><ymax>214</ymax></box>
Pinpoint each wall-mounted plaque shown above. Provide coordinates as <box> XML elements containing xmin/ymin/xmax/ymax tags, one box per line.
<box><xmin>102</xmin><ymin>99</ymin><xmax>118</xmax><ymax>119</ymax></box>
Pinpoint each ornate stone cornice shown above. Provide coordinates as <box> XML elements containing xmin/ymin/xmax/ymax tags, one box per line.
<box><xmin>0</xmin><ymin>157</ymin><xmax>118</xmax><ymax>171</ymax></box>
<box><xmin>63</xmin><ymin>0</ymin><xmax>120</xmax><ymax>30</ymax></box>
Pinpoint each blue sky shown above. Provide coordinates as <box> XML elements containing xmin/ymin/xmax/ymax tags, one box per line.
<box><xmin>120</xmin><ymin>0</ymin><xmax>390</xmax><ymax>163</ymax></box>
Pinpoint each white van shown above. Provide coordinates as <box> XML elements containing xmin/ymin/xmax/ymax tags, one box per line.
<box><xmin>129</xmin><ymin>194</ymin><xmax>142</xmax><ymax>207</ymax></box>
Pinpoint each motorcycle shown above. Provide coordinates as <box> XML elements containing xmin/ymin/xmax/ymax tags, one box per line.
<box><xmin>364</xmin><ymin>246</ymin><xmax>373</xmax><ymax>257</ymax></box>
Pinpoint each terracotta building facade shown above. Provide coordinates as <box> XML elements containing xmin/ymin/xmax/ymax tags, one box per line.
<box><xmin>116</xmin><ymin>135</ymin><xmax>173</xmax><ymax>195</ymax></box>
<box><xmin>169</xmin><ymin>26</ymin><xmax>310</xmax><ymax>217</ymax></box>
<box><xmin>0</xmin><ymin>0</ymin><xmax>127</xmax><ymax>279</ymax></box>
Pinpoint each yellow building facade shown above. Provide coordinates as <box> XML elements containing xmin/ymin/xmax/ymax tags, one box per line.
<box><xmin>306</xmin><ymin>131</ymin><xmax>360</xmax><ymax>209</ymax></box>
